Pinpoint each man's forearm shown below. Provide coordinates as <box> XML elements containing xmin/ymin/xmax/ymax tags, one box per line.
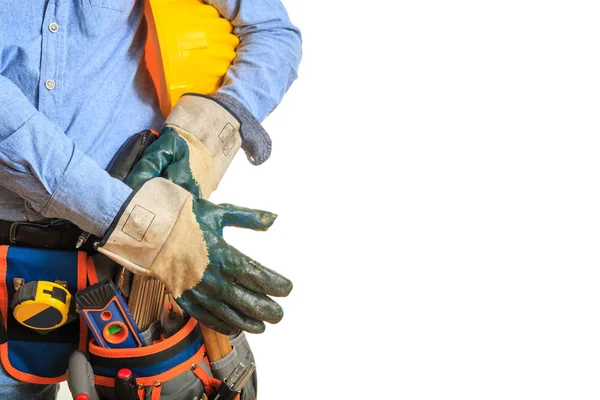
<box><xmin>204</xmin><ymin>0</ymin><xmax>302</xmax><ymax>165</ymax></box>
<box><xmin>0</xmin><ymin>74</ymin><xmax>131</xmax><ymax>236</ymax></box>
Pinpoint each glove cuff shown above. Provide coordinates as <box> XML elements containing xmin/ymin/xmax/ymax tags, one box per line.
<box><xmin>166</xmin><ymin>94</ymin><xmax>242</xmax><ymax>194</ymax></box>
<box><xmin>97</xmin><ymin>178</ymin><xmax>208</xmax><ymax>297</ymax></box>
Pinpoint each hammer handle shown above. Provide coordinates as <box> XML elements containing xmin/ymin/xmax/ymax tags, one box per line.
<box><xmin>199</xmin><ymin>323</ymin><xmax>232</xmax><ymax>361</ymax></box>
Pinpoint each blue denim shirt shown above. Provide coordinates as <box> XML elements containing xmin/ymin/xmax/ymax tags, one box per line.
<box><xmin>0</xmin><ymin>0</ymin><xmax>301</xmax><ymax>237</ymax></box>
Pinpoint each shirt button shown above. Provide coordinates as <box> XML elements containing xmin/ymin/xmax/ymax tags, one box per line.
<box><xmin>45</xmin><ymin>80</ymin><xmax>56</xmax><ymax>90</ymax></box>
<box><xmin>48</xmin><ymin>22</ymin><xmax>59</xmax><ymax>33</ymax></box>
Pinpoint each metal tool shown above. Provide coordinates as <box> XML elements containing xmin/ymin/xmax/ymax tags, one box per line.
<box><xmin>67</xmin><ymin>350</ymin><xmax>100</xmax><ymax>400</ymax></box>
<box><xmin>75</xmin><ymin>232</ymin><xmax>91</xmax><ymax>249</ymax></box>
<box><xmin>210</xmin><ymin>362</ymin><xmax>256</xmax><ymax>400</ymax></box>
<box><xmin>115</xmin><ymin>368</ymin><xmax>139</xmax><ymax>400</ymax></box>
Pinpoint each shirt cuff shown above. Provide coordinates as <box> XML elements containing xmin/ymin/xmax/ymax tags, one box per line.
<box><xmin>44</xmin><ymin>154</ymin><xmax>132</xmax><ymax>237</ymax></box>
<box><xmin>212</xmin><ymin>92</ymin><xmax>272</xmax><ymax>165</ymax></box>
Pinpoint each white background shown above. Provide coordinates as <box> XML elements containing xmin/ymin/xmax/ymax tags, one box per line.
<box><xmin>61</xmin><ymin>0</ymin><xmax>600</xmax><ymax>399</ymax></box>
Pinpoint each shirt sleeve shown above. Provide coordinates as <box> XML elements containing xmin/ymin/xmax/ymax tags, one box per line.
<box><xmin>204</xmin><ymin>0</ymin><xmax>302</xmax><ymax>164</ymax></box>
<box><xmin>0</xmin><ymin>74</ymin><xmax>132</xmax><ymax>237</ymax></box>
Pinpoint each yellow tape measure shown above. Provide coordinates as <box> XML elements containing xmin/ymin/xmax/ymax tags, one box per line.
<box><xmin>12</xmin><ymin>280</ymin><xmax>72</xmax><ymax>331</ymax></box>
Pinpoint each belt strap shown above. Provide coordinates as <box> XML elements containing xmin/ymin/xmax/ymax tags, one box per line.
<box><xmin>0</xmin><ymin>220</ymin><xmax>96</xmax><ymax>251</ymax></box>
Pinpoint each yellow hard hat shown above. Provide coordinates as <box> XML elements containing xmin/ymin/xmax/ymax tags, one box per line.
<box><xmin>144</xmin><ymin>0</ymin><xmax>239</xmax><ymax>117</ymax></box>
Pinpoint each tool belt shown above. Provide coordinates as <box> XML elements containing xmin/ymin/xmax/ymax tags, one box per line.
<box><xmin>0</xmin><ymin>244</ymin><xmax>258</xmax><ymax>399</ymax></box>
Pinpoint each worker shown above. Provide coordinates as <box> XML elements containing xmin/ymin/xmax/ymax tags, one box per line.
<box><xmin>0</xmin><ymin>0</ymin><xmax>301</xmax><ymax>398</ymax></box>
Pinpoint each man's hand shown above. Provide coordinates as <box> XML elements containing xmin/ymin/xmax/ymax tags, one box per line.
<box><xmin>98</xmin><ymin>94</ymin><xmax>292</xmax><ymax>334</ymax></box>
<box><xmin>175</xmin><ymin>199</ymin><xmax>292</xmax><ymax>334</ymax></box>
<box><xmin>97</xmin><ymin>178</ymin><xmax>292</xmax><ymax>335</ymax></box>
<box><xmin>126</xmin><ymin>94</ymin><xmax>242</xmax><ymax>199</ymax></box>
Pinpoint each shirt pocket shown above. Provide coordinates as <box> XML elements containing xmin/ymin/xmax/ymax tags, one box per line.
<box><xmin>81</xmin><ymin>0</ymin><xmax>138</xmax><ymax>37</ymax></box>
<box><xmin>89</xmin><ymin>0</ymin><xmax>127</xmax><ymax>12</ymax></box>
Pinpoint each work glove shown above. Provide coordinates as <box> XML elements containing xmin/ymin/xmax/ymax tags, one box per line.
<box><xmin>96</xmin><ymin>178</ymin><xmax>292</xmax><ymax>335</ymax></box>
<box><xmin>127</xmin><ymin>94</ymin><xmax>241</xmax><ymax>199</ymax></box>
<box><xmin>97</xmin><ymin>93</ymin><xmax>291</xmax><ymax>334</ymax></box>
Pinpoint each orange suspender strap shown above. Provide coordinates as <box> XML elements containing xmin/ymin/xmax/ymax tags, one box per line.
<box><xmin>0</xmin><ymin>246</ymin><xmax>8</xmax><ymax>371</ymax></box>
<box><xmin>150</xmin><ymin>383</ymin><xmax>162</xmax><ymax>400</ymax></box>
<box><xmin>0</xmin><ymin>246</ymin><xmax>8</xmax><ymax>330</ymax></box>
<box><xmin>83</xmin><ymin>252</ymin><xmax>98</xmax><ymax>355</ymax></box>
<box><xmin>191</xmin><ymin>361</ymin><xmax>221</xmax><ymax>397</ymax></box>
<box><xmin>86</xmin><ymin>255</ymin><xmax>100</xmax><ymax>285</ymax></box>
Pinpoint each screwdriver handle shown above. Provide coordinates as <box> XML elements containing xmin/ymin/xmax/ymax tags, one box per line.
<box><xmin>115</xmin><ymin>369</ymin><xmax>139</xmax><ymax>400</ymax></box>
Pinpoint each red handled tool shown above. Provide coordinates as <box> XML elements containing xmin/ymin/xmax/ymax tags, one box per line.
<box><xmin>115</xmin><ymin>368</ymin><xmax>139</xmax><ymax>400</ymax></box>
<box><xmin>67</xmin><ymin>350</ymin><xmax>100</xmax><ymax>400</ymax></box>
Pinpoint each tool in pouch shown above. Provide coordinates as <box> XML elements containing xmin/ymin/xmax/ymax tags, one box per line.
<box><xmin>115</xmin><ymin>368</ymin><xmax>139</xmax><ymax>400</ymax></box>
<box><xmin>75</xmin><ymin>280</ymin><xmax>144</xmax><ymax>349</ymax></box>
<box><xmin>11</xmin><ymin>278</ymin><xmax>75</xmax><ymax>333</ymax></box>
<box><xmin>67</xmin><ymin>350</ymin><xmax>100</xmax><ymax>400</ymax></box>
<box><xmin>160</xmin><ymin>289</ymin><xmax>186</xmax><ymax>338</ymax></box>
<box><xmin>210</xmin><ymin>362</ymin><xmax>256</xmax><ymax>400</ymax></box>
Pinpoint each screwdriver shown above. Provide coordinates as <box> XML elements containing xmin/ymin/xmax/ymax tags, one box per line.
<box><xmin>115</xmin><ymin>368</ymin><xmax>139</xmax><ymax>400</ymax></box>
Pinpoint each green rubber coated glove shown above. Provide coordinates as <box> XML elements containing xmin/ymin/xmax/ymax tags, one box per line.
<box><xmin>103</xmin><ymin>95</ymin><xmax>292</xmax><ymax>334</ymax></box>
<box><xmin>175</xmin><ymin>199</ymin><xmax>292</xmax><ymax>335</ymax></box>
<box><xmin>116</xmin><ymin>95</ymin><xmax>291</xmax><ymax>334</ymax></box>
<box><xmin>97</xmin><ymin>178</ymin><xmax>292</xmax><ymax>335</ymax></box>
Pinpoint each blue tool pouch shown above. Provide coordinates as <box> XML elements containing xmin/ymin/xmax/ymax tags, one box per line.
<box><xmin>0</xmin><ymin>246</ymin><xmax>92</xmax><ymax>384</ymax></box>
